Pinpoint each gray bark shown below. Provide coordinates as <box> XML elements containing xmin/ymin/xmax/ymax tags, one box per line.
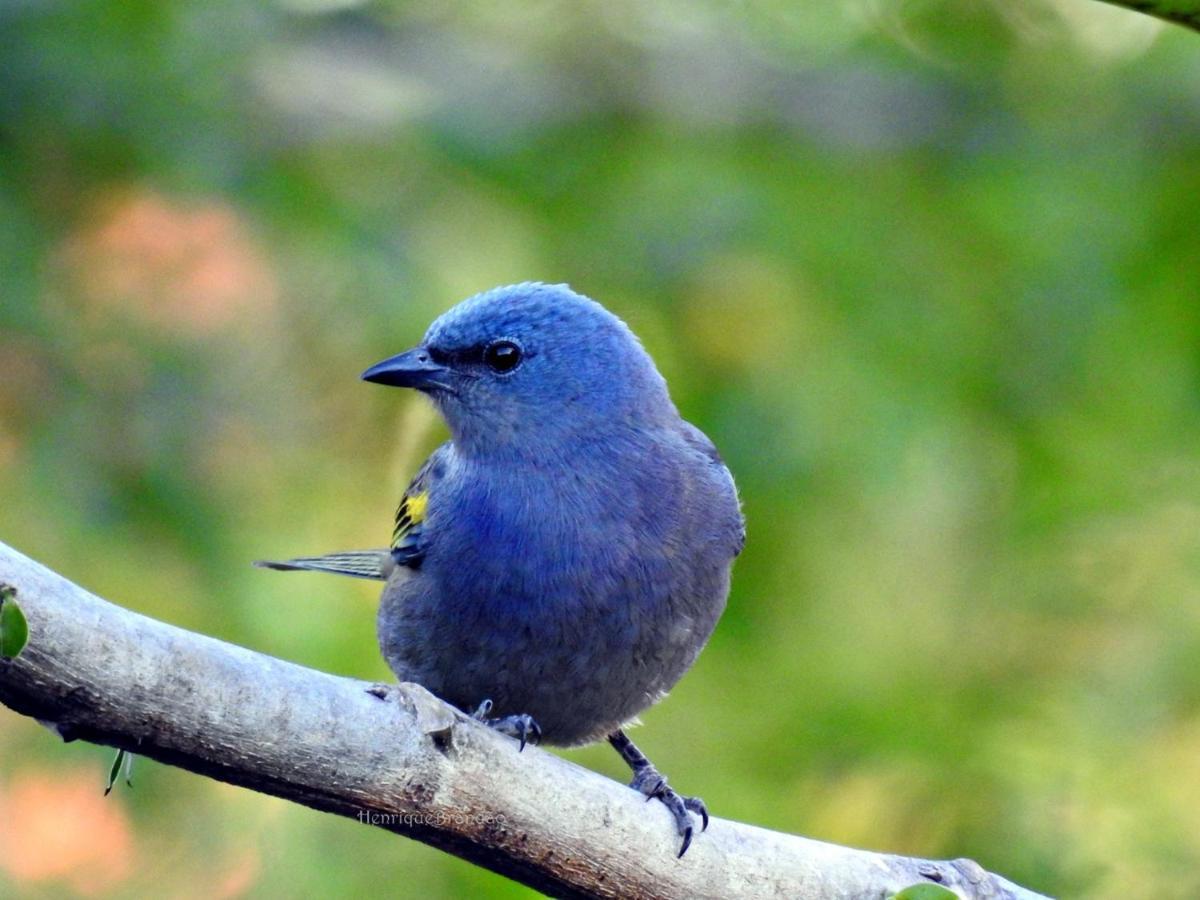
<box><xmin>0</xmin><ymin>541</ymin><xmax>1050</xmax><ymax>900</ymax></box>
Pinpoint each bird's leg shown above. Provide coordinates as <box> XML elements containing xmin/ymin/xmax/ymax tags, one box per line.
<box><xmin>608</xmin><ymin>728</ymin><xmax>709</xmax><ymax>857</ymax></box>
<box><xmin>471</xmin><ymin>699</ymin><xmax>541</xmax><ymax>752</ymax></box>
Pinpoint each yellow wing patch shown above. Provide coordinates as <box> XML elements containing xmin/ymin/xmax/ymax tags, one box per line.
<box><xmin>392</xmin><ymin>490</ymin><xmax>429</xmax><ymax>549</ymax></box>
<box><xmin>405</xmin><ymin>491</ymin><xmax>429</xmax><ymax>525</ymax></box>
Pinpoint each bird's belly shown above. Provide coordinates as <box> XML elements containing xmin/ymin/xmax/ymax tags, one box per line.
<box><xmin>376</xmin><ymin>556</ymin><xmax>728</xmax><ymax>746</ymax></box>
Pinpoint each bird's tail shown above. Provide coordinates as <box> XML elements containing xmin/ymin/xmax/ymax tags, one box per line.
<box><xmin>254</xmin><ymin>550</ymin><xmax>393</xmax><ymax>581</ymax></box>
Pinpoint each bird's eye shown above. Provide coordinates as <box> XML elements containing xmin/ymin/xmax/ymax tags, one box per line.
<box><xmin>483</xmin><ymin>339</ymin><xmax>523</xmax><ymax>373</ymax></box>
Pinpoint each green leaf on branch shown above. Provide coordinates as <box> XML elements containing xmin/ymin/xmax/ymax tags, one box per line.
<box><xmin>1097</xmin><ymin>0</ymin><xmax>1200</xmax><ymax>32</ymax></box>
<box><xmin>0</xmin><ymin>584</ymin><xmax>29</xmax><ymax>659</ymax></box>
<box><xmin>893</xmin><ymin>884</ymin><xmax>959</xmax><ymax>900</ymax></box>
<box><xmin>105</xmin><ymin>748</ymin><xmax>135</xmax><ymax>795</ymax></box>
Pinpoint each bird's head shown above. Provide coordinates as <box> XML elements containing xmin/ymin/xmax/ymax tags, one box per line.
<box><xmin>362</xmin><ymin>283</ymin><xmax>674</xmax><ymax>457</ymax></box>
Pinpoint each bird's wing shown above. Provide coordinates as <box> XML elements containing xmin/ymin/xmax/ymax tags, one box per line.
<box><xmin>254</xmin><ymin>443</ymin><xmax>451</xmax><ymax>579</ymax></box>
<box><xmin>389</xmin><ymin>442</ymin><xmax>450</xmax><ymax>569</ymax></box>
<box><xmin>680</xmin><ymin>421</ymin><xmax>746</xmax><ymax>558</ymax></box>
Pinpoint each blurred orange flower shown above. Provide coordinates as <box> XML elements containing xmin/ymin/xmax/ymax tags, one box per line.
<box><xmin>60</xmin><ymin>187</ymin><xmax>278</xmax><ymax>337</ymax></box>
<box><xmin>0</xmin><ymin>766</ymin><xmax>135</xmax><ymax>894</ymax></box>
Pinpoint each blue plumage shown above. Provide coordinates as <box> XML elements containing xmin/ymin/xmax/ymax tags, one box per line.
<box><xmin>265</xmin><ymin>282</ymin><xmax>744</xmax><ymax>855</ymax></box>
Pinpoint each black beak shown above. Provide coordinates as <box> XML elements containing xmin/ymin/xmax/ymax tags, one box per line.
<box><xmin>361</xmin><ymin>347</ymin><xmax>450</xmax><ymax>391</ymax></box>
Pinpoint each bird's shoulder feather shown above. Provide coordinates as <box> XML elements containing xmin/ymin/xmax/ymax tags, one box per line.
<box><xmin>391</xmin><ymin>442</ymin><xmax>451</xmax><ymax>568</ymax></box>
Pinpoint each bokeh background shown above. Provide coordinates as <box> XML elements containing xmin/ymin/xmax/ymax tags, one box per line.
<box><xmin>2</xmin><ymin>1</ymin><xmax>1199</xmax><ymax>897</ymax></box>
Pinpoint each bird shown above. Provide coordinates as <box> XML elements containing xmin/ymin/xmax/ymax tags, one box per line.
<box><xmin>258</xmin><ymin>282</ymin><xmax>745</xmax><ymax>856</ymax></box>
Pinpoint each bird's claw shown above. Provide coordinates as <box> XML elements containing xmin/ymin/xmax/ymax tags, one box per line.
<box><xmin>472</xmin><ymin>699</ymin><xmax>494</xmax><ymax>719</ymax></box>
<box><xmin>472</xmin><ymin>699</ymin><xmax>541</xmax><ymax>752</ymax></box>
<box><xmin>630</xmin><ymin>767</ymin><xmax>708</xmax><ymax>857</ymax></box>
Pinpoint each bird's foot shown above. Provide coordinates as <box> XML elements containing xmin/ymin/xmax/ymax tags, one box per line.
<box><xmin>609</xmin><ymin>729</ymin><xmax>708</xmax><ymax>857</ymax></box>
<box><xmin>630</xmin><ymin>767</ymin><xmax>709</xmax><ymax>857</ymax></box>
<box><xmin>472</xmin><ymin>699</ymin><xmax>542</xmax><ymax>751</ymax></box>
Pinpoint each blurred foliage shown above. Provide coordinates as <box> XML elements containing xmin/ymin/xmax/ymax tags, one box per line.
<box><xmin>1</xmin><ymin>0</ymin><xmax>1199</xmax><ymax>897</ymax></box>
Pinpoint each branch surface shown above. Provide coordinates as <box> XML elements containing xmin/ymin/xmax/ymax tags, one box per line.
<box><xmin>0</xmin><ymin>541</ymin><xmax>1050</xmax><ymax>900</ymax></box>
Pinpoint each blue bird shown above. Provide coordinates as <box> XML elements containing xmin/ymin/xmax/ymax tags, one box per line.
<box><xmin>259</xmin><ymin>283</ymin><xmax>744</xmax><ymax>856</ymax></box>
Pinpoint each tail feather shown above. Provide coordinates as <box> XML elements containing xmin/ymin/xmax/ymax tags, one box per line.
<box><xmin>254</xmin><ymin>550</ymin><xmax>393</xmax><ymax>581</ymax></box>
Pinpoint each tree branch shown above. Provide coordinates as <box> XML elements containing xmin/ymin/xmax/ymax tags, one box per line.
<box><xmin>0</xmin><ymin>541</ymin><xmax>1049</xmax><ymax>900</ymax></box>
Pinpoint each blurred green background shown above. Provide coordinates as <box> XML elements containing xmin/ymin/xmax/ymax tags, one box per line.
<box><xmin>2</xmin><ymin>0</ymin><xmax>1199</xmax><ymax>897</ymax></box>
